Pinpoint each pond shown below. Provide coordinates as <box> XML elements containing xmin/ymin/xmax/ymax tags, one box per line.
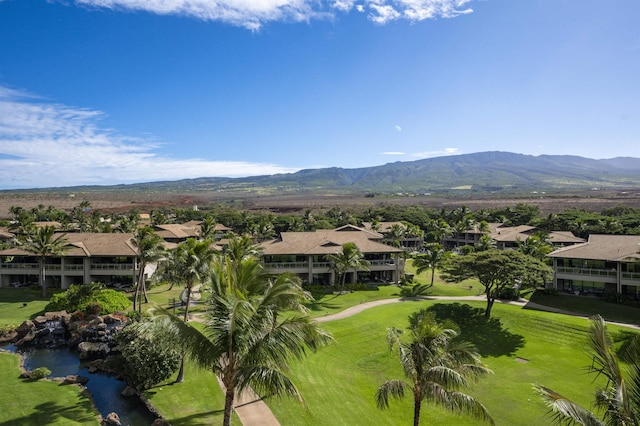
<box><xmin>2</xmin><ymin>343</ymin><xmax>157</xmax><ymax>425</ymax></box>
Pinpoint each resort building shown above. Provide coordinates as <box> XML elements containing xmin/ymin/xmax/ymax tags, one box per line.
<box><xmin>547</xmin><ymin>234</ymin><xmax>640</xmax><ymax>298</ymax></box>
<box><xmin>361</xmin><ymin>221</ymin><xmax>424</xmax><ymax>250</ymax></box>
<box><xmin>259</xmin><ymin>225</ymin><xmax>404</xmax><ymax>285</ymax></box>
<box><xmin>444</xmin><ymin>223</ymin><xmax>585</xmax><ymax>250</ymax></box>
<box><xmin>0</xmin><ymin>233</ymin><xmax>140</xmax><ymax>289</ymax></box>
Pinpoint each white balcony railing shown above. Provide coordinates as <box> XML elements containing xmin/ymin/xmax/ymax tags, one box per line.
<box><xmin>556</xmin><ymin>267</ymin><xmax>617</xmax><ymax>277</ymax></box>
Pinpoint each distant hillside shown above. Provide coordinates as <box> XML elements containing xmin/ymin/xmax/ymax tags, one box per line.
<box><xmin>6</xmin><ymin>151</ymin><xmax>640</xmax><ymax>196</ymax></box>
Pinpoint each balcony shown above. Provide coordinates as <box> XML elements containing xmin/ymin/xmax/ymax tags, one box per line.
<box><xmin>90</xmin><ymin>263</ymin><xmax>135</xmax><ymax>271</ymax></box>
<box><xmin>556</xmin><ymin>267</ymin><xmax>617</xmax><ymax>277</ymax></box>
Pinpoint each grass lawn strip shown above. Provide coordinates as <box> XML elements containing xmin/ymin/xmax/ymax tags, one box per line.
<box><xmin>0</xmin><ymin>351</ymin><xmax>99</xmax><ymax>425</ymax></box>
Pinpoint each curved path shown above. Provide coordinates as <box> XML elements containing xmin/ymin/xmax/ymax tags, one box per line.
<box><xmin>210</xmin><ymin>294</ymin><xmax>640</xmax><ymax>426</ymax></box>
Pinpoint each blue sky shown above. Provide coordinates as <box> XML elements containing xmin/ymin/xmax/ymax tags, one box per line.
<box><xmin>0</xmin><ymin>0</ymin><xmax>639</xmax><ymax>189</ymax></box>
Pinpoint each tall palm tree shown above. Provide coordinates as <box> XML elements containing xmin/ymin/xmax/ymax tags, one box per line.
<box><xmin>535</xmin><ymin>315</ymin><xmax>640</xmax><ymax>425</ymax></box>
<box><xmin>376</xmin><ymin>310</ymin><xmax>494</xmax><ymax>426</ymax></box>
<box><xmin>174</xmin><ymin>238</ymin><xmax>217</xmax><ymax>323</ymax></box>
<box><xmin>412</xmin><ymin>243</ymin><xmax>449</xmax><ymax>288</ymax></box>
<box><xmin>18</xmin><ymin>225</ymin><xmax>68</xmax><ymax>297</ymax></box>
<box><xmin>326</xmin><ymin>242</ymin><xmax>370</xmax><ymax>293</ymax></box>
<box><xmin>171</xmin><ymin>238</ymin><xmax>217</xmax><ymax>383</ymax></box>
<box><xmin>142</xmin><ymin>257</ymin><xmax>332</xmax><ymax>426</ymax></box>
<box><xmin>132</xmin><ymin>226</ymin><xmax>166</xmax><ymax>312</ymax></box>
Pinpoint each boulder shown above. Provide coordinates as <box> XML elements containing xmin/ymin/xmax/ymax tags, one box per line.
<box><xmin>121</xmin><ymin>386</ymin><xmax>137</xmax><ymax>397</ymax></box>
<box><xmin>63</xmin><ymin>375</ymin><xmax>89</xmax><ymax>385</ymax></box>
<box><xmin>151</xmin><ymin>419</ymin><xmax>171</xmax><ymax>426</ymax></box>
<box><xmin>78</xmin><ymin>342</ymin><xmax>110</xmax><ymax>359</ymax></box>
<box><xmin>101</xmin><ymin>412</ymin><xmax>122</xmax><ymax>426</ymax></box>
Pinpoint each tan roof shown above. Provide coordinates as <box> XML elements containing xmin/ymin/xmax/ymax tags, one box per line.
<box><xmin>0</xmin><ymin>232</ymin><xmax>137</xmax><ymax>257</ymax></box>
<box><xmin>489</xmin><ymin>225</ymin><xmax>585</xmax><ymax>245</ymax></box>
<box><xmin>547</xmin><ymin>234</ymin><xmax>640</xmax><ymax>262</ymax></box>
<box><xmin>154</xmin><ymin>223</ymin><xmax>200</xmax><ymax>239</ymax></box>
<box><xmin>260</xmin><ymin>227</ymin><xmax>402</xmax><ymax>256</ymax></box>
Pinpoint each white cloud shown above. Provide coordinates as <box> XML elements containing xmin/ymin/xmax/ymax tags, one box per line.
<box><xmin>382</xmin><ymin>151</ymin><xmax>406</xmax><ymax>155</ymax></box>
<box><xmin>394</xmin><ymin>124</ymin><xmax>402</xmax><ymax>132</ymax></box>
<box><xmin>68</xmin><ymin>0</ymin><xmax>472</xmax><ymax>29</ymax></box>
<box><xmin>0</xmin><ymin>86</ymin><xmax>298</xmax><ymax>189</ymax></box>
<box><xmin>412</xmin><ymin>147</ymin><xmax>459</xmax><ymax>158</ymax></box>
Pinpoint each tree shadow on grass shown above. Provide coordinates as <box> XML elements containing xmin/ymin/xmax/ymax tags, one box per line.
<box><xmin>0</xmin><ymin>400</ymin><xmax>97</xmax><ymax>426</ymax></box>
<box><xmin>426</xmin><ymin>303</ymin><xmax>525</xmax><ymax>357</ymax></box>
<box><xmin>304</xmin><ymin>293</ymin><xmax>341</xmax><ymax>312</ymax></box>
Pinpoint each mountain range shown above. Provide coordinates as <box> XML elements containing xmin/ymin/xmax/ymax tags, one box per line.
<box><xmin>9</xmin><ymin>151</ymin><xmax>640</xmax><ymax>196</ymax></box>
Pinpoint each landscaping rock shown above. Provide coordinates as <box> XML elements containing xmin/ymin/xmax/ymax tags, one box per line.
<box><xmin>101</xmin><ymin>412</ymin><xmax>122</xmax><ymax>426</ymax></box>
<box><xmin>151</xmin><ymin>419</ymin><xmax>171</xmax><ymax>426</ymax></box>
<box><xmin>121</xmin><ymin>385</ymin><xmax>137</xmax><ymax>397</ymax></box>
<box><xmin>63</xmin><ymin>375</ymin><xmax>89</xmax><ymax>385</ymax></box>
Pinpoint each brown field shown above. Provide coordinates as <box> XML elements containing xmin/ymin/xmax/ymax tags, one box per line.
<box><xmin>2</xmin><ymin>187</ymin><xmax>640</xmax><ymax>218</ymax></box>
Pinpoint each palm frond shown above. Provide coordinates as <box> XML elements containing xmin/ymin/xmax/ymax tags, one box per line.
<box><xmin>534</xmin><ymin>384</ymin><xmax>605</xmax><ymax>426</ymax></box>
<box><xmin>375</xmin><ymin>380</ymin><xmax>408</xmax><ymax>409</ymax></box>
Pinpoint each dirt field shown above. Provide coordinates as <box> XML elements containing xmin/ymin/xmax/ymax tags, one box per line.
<box><xmin>2</xmin><ymin>188</ymin><xmax>640</xmax><ymax>218</ymax></box>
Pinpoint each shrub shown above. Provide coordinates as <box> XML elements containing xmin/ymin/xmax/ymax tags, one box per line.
<box><xmin>90</xmin><ymin>289</ymin><xmax>130</xmax><ymax>314</ymax></box>
<box><xmin>45</xmin><ymin>285</ymin><xmax>130</xmax><ymax>315</ymax></box>
<box><xmin>116</xmin><ymin>324</ymin><xmax>181</xmax><ymax>390</ymax></box>
<box><xmin>85</xmin><ymin>301</ymin><xmax>102</xmax><ymax>316</ymax></box>
<box><xmin>497</xmin><ymin>286</ymin><xmax>520</xmax><ymax>300</ymax></box>
<box><xmin>30</xmin><ymin>367</ymin><xmax>51</xmax><ymax>381</ymax></box>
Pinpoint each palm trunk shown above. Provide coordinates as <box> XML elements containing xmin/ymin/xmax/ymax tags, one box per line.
<box><xmin>176</xmin><ymin>353</ymin><xmax>185</xmax><ymax>383</ymax></box>
<box><xmin>223</xmin><ymin>385</ymin><xmax>235</xmax><ymax>426</ymax></box>
<box><xmin>413</xmin><ymin>395</ymin><xmax>422</xmax><ymax>426</ymax></box>
<box><xmin>430</xmin><ymin>268</ymin><xmax>436</xmax><ymax>288</ymax></box>
<box><xmin>39</xmin><ymin>258</ymin><xmax>46</xmax><ymax>298</ymax></box>
<box><xmin>183</xmin><ymin>284</ymin><xmax>192</xmax><ymax>322</ymax></box>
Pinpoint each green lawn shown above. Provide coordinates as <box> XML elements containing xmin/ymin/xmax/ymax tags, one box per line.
<box><xmin>0</xmin><ymin>288</ymin><xmax>50</xmax><ymax>328</ymax></box>
<box><xmin>529</xmin><ymin>291</ymin><xmax>640</xmax><ymax>325</ymax></box>
<box><xmin>0</xmin><ymin>352</ymin><xmax>99</xmax><ymax>425</ymax></box>
<box><xmin>268</xmin><ymin>300</ymin><xmax>626</xmax><ymax>425</ymax></box>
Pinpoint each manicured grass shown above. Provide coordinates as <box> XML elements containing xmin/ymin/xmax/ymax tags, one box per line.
<box><xmin>529</xmin><ymin>291</ymin><xmax>640</xmax><ymax>325</ymax></box>
<box><xmin>0</xmin><ymin>288</ymin><xmax>50</xmax><ymax>328</ymax></box>
<box><xmin>268</xmin><ymin>300</ymin><xmax>625</xmax><ymax>425</ymax></box>
<box><xmin>405</xmin><ymin>260</ymin><xmax>486</xmax><ymax>296</ymax></box>
<box><xmin>0</xmin><ymin>352</ymin><xmax>99</xmax><ymax>425</ymax></box>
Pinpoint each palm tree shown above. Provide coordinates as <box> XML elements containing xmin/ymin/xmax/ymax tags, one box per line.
<box><xmin>412</xmin><ymin>243</ymin><xmax>449</xmax><ymax>288</ymax></box>
<box><xmin>199</xmin><ymin>216</ymin><xmax>217</xmax><ymax>242</ymax></box>
<box><xmin>171</xmin><ymin>238</ymin><xmax>217</xmax><ymax>383</ymax></box>
<box><xmin>142</xmin><ymin>258</ymin><xmax>332</xmax><ymax>426</ymax></box>
<box><xmin>386</xmin><ymin>224</ymin><xmax>407</xmax><ymax>248</ymax></box>
<box><xmin>376</xmin><ymin>309</ymin><xmax>494</xmax><ymax>426</ymax></box>
<box><xmin>224</xmin><ymin>234</ymin><xmax>263</xmax><ymax>263</ymax></box>
<box><xmin>326</xmin><ymin>242</ymin><xmax>370</xmax><ymax>293</ymax></box>
<box><xmin>132</xmin><ymin>226</ymin><xmax>166</xmax><ymax>312</ymax></box>
<box><xmin>535</xmin><ymin>315</ymin><xmax>640</xmax><ymax>425</ymax></box>
<box><xmin>174</xmin><ymin>238</ymin><xmax>217</xmax><ymax>323</ymax></box>
<box><xmin>18</xmin><ymin>225</ymin><xmax>68</xmax><ymax>297</ymax></box>
<box><xmin>475</xmin><ymin>234</ymin><xmax>497</xmax><ymax>252</ymax></box>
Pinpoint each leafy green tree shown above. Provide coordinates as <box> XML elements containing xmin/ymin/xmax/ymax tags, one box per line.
<box><xmin>412</xmin><ymin>243</ymin><xmax>449</xmax><ymax>288</ymax></box>
<box><xmin>132</xmin><ymin>227</ymin><xmax>166</xmax><ymax>312</ymax></box>
<box><xmin>117</xmin><ymin>323</ymin><xmax>181</xmax><ymax>390</ymax></box>
<box><xmin>326</xmin><ymin>242</ymin><xmax>370</xmax><ymax>293</ymax></box>
<box><xmin>141</xmin><ymin>257</ymin><xmax>332</xmax><ymax>426</ymax></box>
<box><xmin>18</xmin><ymin>226</ymin><xmax>68</xmax><ymax>297</ymax></box>
<box><xmin>376</xmin><ymin>309</ymin><xmax>494</xmax><ymax>426</ymax></box>
<box><xmin>441</xmin><ymin>250</ymin><xmax>553</xmax><ymax>318</ymax></box>
<box><xmin>535</xmin><ymin>315</ymin><xmax>640</xmax><ymax>426</ymax></box>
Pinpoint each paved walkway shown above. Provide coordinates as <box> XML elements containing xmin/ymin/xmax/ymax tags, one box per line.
<box><xmin>202</xmin><ymin>294</ymin><xmax>640</xmax><ymax>426</ymax></box>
